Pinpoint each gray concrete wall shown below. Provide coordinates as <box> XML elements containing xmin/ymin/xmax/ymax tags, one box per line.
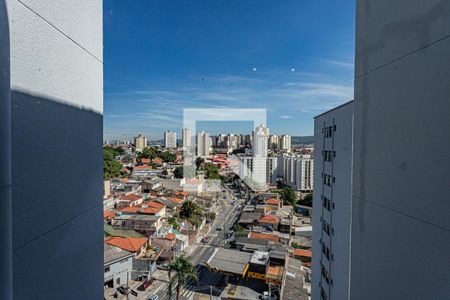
<box><xmin>352</xmin><ymin>1</ymin><xmax>450</xmax><ymax>299</ymax></box>
<box><xmin>7</xmin><ymin>0</ymin><xmax>103</xmax><ymax>299</ymax></box>
<box><xmin>0</xmin><ymin>1</ymin><xmax>12</xmax><ymax>299</ymax></box>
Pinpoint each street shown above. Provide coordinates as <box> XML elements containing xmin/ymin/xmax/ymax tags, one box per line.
<box><xmin>150</xmin><ymin>184</ymin><xmax>244</xmax><ymax>300</ymax></box>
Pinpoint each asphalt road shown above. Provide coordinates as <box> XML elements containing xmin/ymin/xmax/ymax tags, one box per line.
<box><xmin>152</xmin><ymin>185</ymin><xmax>243</xmax><ymax>300</ymax></box>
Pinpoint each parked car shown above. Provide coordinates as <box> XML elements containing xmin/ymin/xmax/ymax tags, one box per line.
<box><xmin>147</xmin><ymin>294</ymin><xmax>159</xmax><ymax>300</ymax></box>
<box><xmin>117</xmin><ymin>286</ymin><xmax>129</xmax><ymax>295</ymax></box>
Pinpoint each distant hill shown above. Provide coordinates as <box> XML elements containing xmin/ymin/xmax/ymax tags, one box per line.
<box><xmin>292</xmin><ymin>136</ymin><xmax>314</xmax><ymax>145</ymax></box>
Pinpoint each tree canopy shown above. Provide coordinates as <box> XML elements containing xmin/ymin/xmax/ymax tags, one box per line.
<box><xmin>139</xmin><ymin>147</ymin><xmax>157</xmax><ymax>160</ymax></box>
<box><xmin>203</xmin><ymin>163</ymin><xmax>220</xmax><ymax>179</ymax></box>
<box><xmin>160</xmin><ymin>151</ymin><xmax>176</xmax><ymax>163</ymax></box>
<box><xmin>278</xmin><ymin>186</ymin><xmax>297</xmax><ymax>206</ymax></box>
<box><xmin>103</xmin><ymin>147</ymin><xmax>122</xmax><ymax>179</ymax></box>
<box><xmin>298</xmin><ymin>193</ymin><xmax>313</xmax><ymax>207</ymax></box>
<box><xmin>174</xmin><ymin>166</ymin><xmax>196</xmax><ymax>179</ymax></box>
<box><xmin>167</xmin><ymin>255</ymin><xmax>198</xmax><ymax>300</ymax></box>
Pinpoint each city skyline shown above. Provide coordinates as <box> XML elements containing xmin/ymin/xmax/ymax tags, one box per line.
<box><xmin>103</xmin><ymin>0</ymin><xmax>355</xmax><ymax>140</ymax></box>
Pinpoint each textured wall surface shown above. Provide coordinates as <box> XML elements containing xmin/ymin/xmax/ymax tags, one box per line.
<box><xmin>352</xmin><ymin>1</ymin><xmax>450</xmax><ymax>299</ymax></box>
<box><xmin>0</xmin><ymin>1</ymin><xmax>12</xmax><ymax>299</ymax></box>
<box><xmin>7</xmin><ymin>0</ymin><xmax>103</xmax><ymax>299</ymax></box>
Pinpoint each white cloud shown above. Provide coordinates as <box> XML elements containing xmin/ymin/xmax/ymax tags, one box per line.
<box><xmin>320</xmin><ymin>58</ymin><xmax>354</xmax><ymax>68</ymax></box>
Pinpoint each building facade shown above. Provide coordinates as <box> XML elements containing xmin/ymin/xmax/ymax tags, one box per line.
<box><xmin>182</xmin><ymin>128</ymin><xmax>192</xmax><ymax>148</ymax></box>
<box><xmin>277</xmin><ymin>154</ymin><xmax>314</xmax><ymax>192</ymax></box>
<box><xmin>312</xmin><ymin>101</ymin><xmax>353</xmax><ymax>300</ymax></box>
<box><xmin>104</xmin><ymin>244</ymin><xmax>134</xmax><ymax>289</ymax></box>
<box><xmin>197</xmin><ymin>130</ymin><xmax>210</xmax><ymax>157</ymax></box>
<box><xmin>349</xmin><ymin>1</ymin><xmax>450</xmax><ymax>299</ymax></box>
<box><xmin>164</xmin><ymin>130</ymin><xmax>177</xmax><ymax>149</ymax></box>
<box><xmin>134</xmin><ymin>134</ymin><xmax>147</xmax><ymax>152</ymax></box>
<box><xmin>279</xmin><ymin>135</ymin><xmax>291</xmax><ymax>152</ymax></box>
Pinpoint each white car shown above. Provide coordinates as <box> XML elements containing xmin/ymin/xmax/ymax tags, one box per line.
<box><xmin>147</xmin><ymin>294</ymin><xmax>159</xmax><ymax>300</ymax></box>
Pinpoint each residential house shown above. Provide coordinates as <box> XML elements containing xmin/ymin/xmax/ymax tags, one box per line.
<box><xmin>116</xmin><ymin>193</ymin><xmax>144</xmax><ymax>208</ymax></box>
<box><xmin>152</xmin><ymin>233</ymin><xmax>182</xmax><ymax>263</ymax></box>
<box><xmin>258</xmin><ymin>214</ymin><xmax>280</xmax><ymax>231</ymax></box>
<box><xmin>111</xmin><ymin>215</ymin><xmax>162</xmax><ymax>237</ymax></box>
<box><xmin>265</xmin><ymin>198</ymin><xmax>281</xmax><ymax>212</ymax></box>
<box><xmin>104</xmin><ymin>244</ymin><xmax>134</xmax><ymax>288</ymax></box>
<box><xmin>105</xmin><ymin>236</ymin><xmax>149</xmax><ymax>258</ymax></box>
<box><xmin>249</xmin><ymin>232</ymin><xmax>280</xmax><ymax>243</ymax></box>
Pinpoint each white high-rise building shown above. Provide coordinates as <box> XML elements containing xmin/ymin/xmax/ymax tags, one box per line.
<box><xmin>164</xmin><ymin>131</ymin><xmax>177</xmax><ymax>149</ymax></box>
<box><xmin>134</xmin><ymin>134</ymin><xmax>147</xmax><ymax>153</ymax></box>
<box><xmin>239</xmin><ymin>125</ymin><xmax>270</xmax><ymax>191</ymax></box>
<box><xmin>279</xmin><ymin>135</ymin><xmax>291</xmax><ymax>152</ymax></box>
<box><xmin>252</xmin><ymin>125</ymin><xmax>269</xmax><ymax>189</ymax></box>
<box><xmin>277</xmin><ymin>154</ymin><xmax>314</xmax><ymax>192</ymax></box>
<box><xmin>269</xmin><ymin>135</ymin><xmax>279</xmax><ymax>150</ymax></box>
<box><xmin>227</xmin><ymin>134</ymin><xmax>238</xmax><ymax>150</ymax></box>
<box><xmin>312</xmin><ymin>101</ymin><xmax>353</xmax><ymax>300</ymax></box>
<box><xmin>197</xmin><ymin>131</ymin><xmax>210</xmax><ymax>157</ymax></box>
<box><xmin>253</xmin><ymin>124</ymin><xmax>269</xmax><ymax>157</ymax></box>
<box><xmin>182</xmin><ymin>128</ymin><xmax>192</xmax><ymax>148</ymax></box>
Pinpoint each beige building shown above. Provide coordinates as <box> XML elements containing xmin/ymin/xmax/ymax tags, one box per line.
<box><xmin>134</xmin><ymin>134</ymin><xmax>147</xmax><ymax>152</ymax></box>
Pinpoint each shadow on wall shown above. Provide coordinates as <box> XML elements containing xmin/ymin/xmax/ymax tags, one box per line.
<box><xmin>11</xmin><ymin>90</ymin><xmax>104</xmax><ymax>300</ymax></box>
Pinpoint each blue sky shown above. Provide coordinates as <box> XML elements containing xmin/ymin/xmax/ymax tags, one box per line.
<box><xmin>103</xmin><ymin>0</ymin><xmax>355</xmax><ymax>141</ymax></box>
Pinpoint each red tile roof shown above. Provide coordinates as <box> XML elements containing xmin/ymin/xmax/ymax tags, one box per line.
<box><xmin>134</xmin><ymin>165</ymin><xmax>152</xmax><ymax>169</ymax></box>
<box><xmin>152</xmin><ymin>158</ymin><xmax>163</xmax><ymax>164</ymax></box>
<box><xmin>294</xmin><ymin>249</ymin><xmax>312</xmax><ymax>258</ymax></box>
<box><xmin>175</xmin><ymin>191</ymin><xmax>188</xmax><ymax>197</ymax></box>
<box><xmin>166</xmin><ymin>233</ymin><xmax>176</xmax><ymax>241</ymax></box>
<box><xmin>258</xmin><ymin>214</ymin><xmax>280</xmax><ymax>225</ymax></box>
<box><xmin>140</xmin><ymin>207</ymin><xmax>162</xmax><ymax>215</ymax></box>
<box><xmin>146</xmin><ymin>201</ymin><xmax>165</xmax><ymax>209</ymax></box>
<box><xmin>249</xmin><ymin>232</ymin><xmax>279</xmax><ymax>243</ymax></box>
<box><xmin>104</xmin><ymin>210</ymin><xmax>116</xmax><ymax>220</ymax></box>
<box><xmin>120</xmin><ymin>206</ymin><xmax>141</xmax><ymax>214</ymax></box>
<box><xmin>120</xmin><ymin>194</ymin><xmax>142</xmax><ymax>201</ymax></box>
<box><xmin>105</xmin><ymin>237</ymin><xmax>148</xmax><ymax>253</ymax></box>
<box><xmin>167</xmin><ymin>197</ymin><xmax>183</xmax><ymax>204</ymax></box>
<box><xmin>140</xmin><ymin>158</ymin><xmax>151</xmax><ymax>164</ymax></box>
<box><xmin>266</xmin><ymin>198</ymin><xmax>280</xmax><ymax>205</ymax></box>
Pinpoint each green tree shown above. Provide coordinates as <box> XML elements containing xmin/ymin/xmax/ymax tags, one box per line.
<box><xmin>278</xmin><ymin>186</ymin><xmax>297</xmax><ymax>206</ymax></box>
<box><xmin>291</xmin><ymin>242</ymin><xmax>301</xmax><ymax>249</ymax></box>
<box><xmin>140</xmin><ymin>147</ymin><xmax>157</xmax><ymax>159</ymax></box>
<box><xmin>179</xmin><ymin>200</ymin><xmax>201</xmax><ymax>219</ymax></box>
<box><xmin>231</xmin><ymin>147</ymin><xmax>246</xmax><ymax>155</ymax></box>
<box><xmin>167</xmin><ymin>255</ymin><xmax>198</xmax><ymax>300</ymax></box>
<box><xmin>103</xmin><ymin>148</ymin><xmax>114</xmax><ymax>161</ymax></box>
<box><xmin>103</xmin><ymin>146</ymin><xmax>124</xmax><ymax>157</ymax></box>
<box><xmin>103</xmin><ymin>147</ymin><xmax>122</xmax><ymax>179</ymax></box>
<box><xmin>174</xmin><ymin>166</ymin><xmax>196</xmax><ymax>179</ymax></box>
<box><xmin>195</xmin><ymin>157</ymin><xmax>204</xmax><ymax>169</ymax></box>
<box><xmin>161</xmin><ymin>151</ymin><xmax>176</xmax><ymax>163</ymax></box>
<box><xmin>103</xmin><ymin>160</ymin><xmax>121</xmax><ymax>179</ymax></box>
<box><xmin>168</xmin><ymin>216</ymin><xmax>180</xmax><ymax>230</ymax></box>
<box><xmin>298</xmin><ymin>193</ymin><xmax>313</xmax><ymax>207</ymax></box>
<box><xmin>203</xmin><ymin>163</ymin><xmax>220</xmax><ymax>180</ymax></box>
